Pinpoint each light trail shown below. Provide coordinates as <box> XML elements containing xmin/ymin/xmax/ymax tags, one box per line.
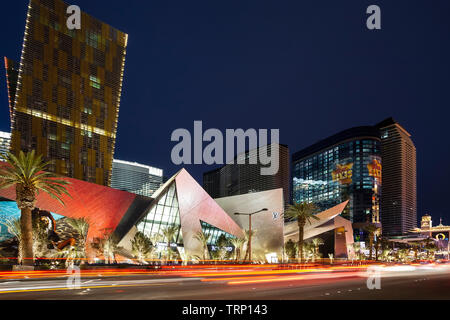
<box><xmin>184</xmin><ymin>265</ymin><xmax>370</xmax><ymax>278</ymax></box>
<box><xmin>0</xmin><ymin>263</ymin><xmax>448</xmax><ymax>296</ymax></box>
<box><xmin>0</xmin><ymin>264</ymin><xmax>372</xmax><ymax>281</ymax></box>
<box><xmin>0</xmin><ymin>282</ymin><xmax>165</xmax><ymax>294</ymax></box>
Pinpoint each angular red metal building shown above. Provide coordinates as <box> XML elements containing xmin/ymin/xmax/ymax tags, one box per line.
<box><xmin>0</xmin><ymin>162</ymin><xmax>152</xmax><ymax>245</ymax></box>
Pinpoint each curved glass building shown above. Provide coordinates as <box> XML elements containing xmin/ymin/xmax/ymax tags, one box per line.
<box><xmin>292</xmin><ymin>126</ymin><xmax>382</xmax><ymax>237</ymax></box>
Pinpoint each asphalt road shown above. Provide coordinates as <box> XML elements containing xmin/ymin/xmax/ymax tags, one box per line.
<box><xmin>0</xmin><ymin>265</ymin><xmax>449</xmax><ymax>300</ymax></box>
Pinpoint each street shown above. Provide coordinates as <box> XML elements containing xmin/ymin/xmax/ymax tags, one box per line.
<box><xmin>0</xmin><ymin>264</ymin><xmax>449</xmax><ymax>299</ymax></box>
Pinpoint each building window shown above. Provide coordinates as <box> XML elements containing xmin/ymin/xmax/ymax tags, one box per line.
<box><xmin>89</xmin><ymin>75</ymin><xmax>101</xmax><ymax>89</ymax></box>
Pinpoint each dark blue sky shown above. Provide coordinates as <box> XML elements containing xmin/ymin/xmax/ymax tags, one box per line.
<box><xmin>1</xmin><ymin>1</ymin><xmax>449</xmax><ymax>225</ymax></box>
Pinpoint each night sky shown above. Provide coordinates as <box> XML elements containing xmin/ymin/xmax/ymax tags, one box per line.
<box><xmin>1</xmin><ymin>1</ymin><xmax>449</xmax><ymax>226</ymax></box>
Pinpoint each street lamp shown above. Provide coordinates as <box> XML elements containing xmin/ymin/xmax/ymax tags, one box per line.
<box><xmin>234</xmin><ymin>208</ymin><xmax>268</xmax><ymax>263</ymax></box>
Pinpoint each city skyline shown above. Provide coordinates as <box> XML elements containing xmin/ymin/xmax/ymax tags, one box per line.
<box><xmin>1</xmin><ymin>0</ymin><xmax>449</xmax><ymax>224</ymax></box>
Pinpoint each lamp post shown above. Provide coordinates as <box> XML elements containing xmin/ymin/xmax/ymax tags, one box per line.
<box><xmin>234</xmin><ymin>208</ymin><xmax>268</xmax><ymax>263</ymax></box>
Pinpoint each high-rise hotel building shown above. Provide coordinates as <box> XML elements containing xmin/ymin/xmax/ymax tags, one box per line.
<box><xmin>5</xmin><ymin>0</ymin><xmax>127</xmax><ymax>185</ymax></box>
<box><xmin>203</xmin><ymin>144</ymin><xmax>290</xmax><ymax>208</ymax></box>
<box><xmin>292</xmin><ymin>118</ymin><xmax>417</xmax><ymax>237</ymax></box>
<box><xmin>0</xmin><ymin>131</ymin><xmax>11</xmax><ymax>159</ymax></box>
<box><xmin>111</xmin><ymin>159</ymin><xmax>164</xmax><ymax>197</ymax></box>
<box><xmin>292</xmin><ymin>127</ymin><xmax>382</xmax><ymax>230</ymax></box>
<box><xmin>377</xmin><ymin>118</ymin><xmax>417</xmax><ymax>236</ymax></box>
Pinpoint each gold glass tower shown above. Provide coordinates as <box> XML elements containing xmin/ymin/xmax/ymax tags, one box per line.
<box><xmin>6</xmin><ymin>0</ymin><xmax>127</xmax><ymax>185</ymax></box>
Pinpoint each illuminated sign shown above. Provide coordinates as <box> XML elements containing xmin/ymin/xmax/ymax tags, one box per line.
<box><xmin>367</xmin><ymin>159</ymin><xmax>382</xmax><ymax>182</ymax></box>
<box><xmin>436</xmin><ymin>233</ymin><xmax>446</xmax><ymax>241</ymax></box>
<box><xmin>332</xmin><ymin>163</ymin><xmax>353</xmax><ymax>184</ymax></box>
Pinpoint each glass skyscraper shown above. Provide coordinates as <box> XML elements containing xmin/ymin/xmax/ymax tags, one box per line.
<box><xmin>292</xmin><ymin>118</ymin><xmax>417</xmax><ymax>237</ymax></box>
<box><xmin>6</xmin><ymin>0</ymin><xmax>127</xmax><ymax>185</ymax></box>
<box><xmin>292</xmin><ymin>126</ymin><xmax>382</xmax><ymax>235</ymax></box>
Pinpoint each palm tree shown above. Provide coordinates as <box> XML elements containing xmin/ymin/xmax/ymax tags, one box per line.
<box><xmin>101</xmin><ymin>233</ymin><xmax>118</xmax><ymax>264</ymax></box>
<box><xmin>410</xmin><ymin>241</ymin><xmax>421</xmax><ymax>261</ymax></box>
<box><xmin>0</xmin><ymin>151</ymin><xmax>71</xmax><ymax>266</ymax></box>
<box><xmin>303</xmin><ymin>242</ymin><xmax>314</xmax><ymax>262</ymax></box>
<box><xmin>284</xmin><ymin>203</ymin><xmax>319</xmax><ymax>262</ymax></box>
<box><xmin>284</xmin><ymin>239</ymin><xmax>297</xmax><ymax>261</ymax></box>
<box><xmin>230</xmin><ymin>237</ymin><xmax>245</xmax><ymax>261</ymax></box>
<box><xmin>328</xmin><ymin>253</ymin><xmax>334</xmax><ymax>264</ymax></box>
<box><xmin>194</xmin><ymin>231</ymin><xmax>211</xmax><ymax>261</ymax></box>
<box><xmin>363</xmin><ymin>223</ymin><xmax>380</xmax><ymax>261</ymax></box>
<box><xmin>424</xmin><ymin>238</ymin><xmax>437</xmax><ymax>260</ymax></box>
<box><xmin>351</xmin><ymin>242</ymin><xmax>359</xmax><ymax>260</ymax></box>
<box><xmin>2</xmin><ymin>217</ymin><xmax>22</xmax><ymax>262</ymax></box>
<box><xmin>311</xmin><ymin>237</ymin><xmax>324</xmax><ymax>261</ymax></box>
<box><xmin>374</xmin><ymin>237</ymin><xmax>380</xmax><ymax>261</ymax></box>
<box><xmin>380</xmin><ymin>248</ymin><xmax>392</xmax><ymax>262</ymax></box>
<box><xmin>161</xmin><ymin>225</ymin><xmax>179</xmax><ymax>260</ymax></box>
<box><xmin>66</xmin><ymin>217</ymin><xmax>89</xmax><ymax>260</ymax></box>
<box><xmin>215</xmin><ymin>234</ymin><xmax>229</xmax><ymax>261</ymax></box>
<box><xmin>131</xmin><ymin>231</ymin><xmax>153</xmax><ymax>264</ymax></box>
<box><xmin>52</xmin><ymin>241</ymin><xmax>84</xmax><ymax>267</ymax></box>
<box><xmin>242</xmin><ymin>229</ymin><xmax>255</xmax><ymax>262</ymax></box>
<box><xmin>397</xmin><ymin>248</ymin><xmax>410</xmax><ymax>262</ymax></box>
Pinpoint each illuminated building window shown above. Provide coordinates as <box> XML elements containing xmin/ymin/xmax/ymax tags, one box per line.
<box><xmin>81</xmin><ymin>130</ymin><xmax>92</xmax><ymax>138</ymax></box>
<box><xmin>89</xmin><ymin>75</ymin><xmax>101</xmax><ymax>89</ymax></box>
<box><xmin>61</xmin><ymin>143</ymin><xmax>70</xmax><ymax>150</ymax></box>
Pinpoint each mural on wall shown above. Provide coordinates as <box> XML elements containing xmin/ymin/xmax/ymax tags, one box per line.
<box><xmin>0</xmin><ymin>201</ymin><xmax>64</xmax><ymax>241</ymax></box>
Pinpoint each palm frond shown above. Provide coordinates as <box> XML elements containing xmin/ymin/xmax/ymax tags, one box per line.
<box><xmin>284</xmin><ymin>202</ymin><xmax>320</xmax><ymax>223</ymax></box>
<box><xmin>65</xmin><ymin>217</ymin><xmax>89</xmax><ymax>238</ymax></box>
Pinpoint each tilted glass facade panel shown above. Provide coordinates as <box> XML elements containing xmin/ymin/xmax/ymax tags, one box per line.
<box><xmin>136</xmin><ymin>183</ymin><xmax>182</xmax><ymax>244</ymax></box>
<box><xmin>200</xmin><ymin>220</ymin><xmax>236</xmax><ymax>246</ymax></box>
<box><xmin>292</xmin><ymin>139</ymin><xmax>381</xmax><ymax>227</ymax></box>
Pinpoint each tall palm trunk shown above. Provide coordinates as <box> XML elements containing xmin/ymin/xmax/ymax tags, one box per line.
<box><xmin>375</xmin><ymin>239</ymin><xmax>379</xmax><ymax>261</ymax></box>
<box><xmin>167</xmin><ymin>239</ymin><xmax>171</xmax><ymax>260</ymax></box>
<box><xmin>20</xmin><ymin>208</ymin><xmax>34</xmax><ymax>266</ymax></box>
<box><xmin>204</xmin><ymin>243</ymin><xmax>210</xmax><ymax>261</ymax></box>
<box><xmin>369</xmin><ymin>234</ymin><xmax>374</xmax><ymax>260</ymax></box>
<box><xmin>234</xmin><ymin>247</ymin><xmax>240</xmax><ymax>261</ymax></box>
<box><xmin>243</xmin><ymin>243</ymin><xmax>249</xmax><ymax>262</ymax></box>
<box><xmin>243</xmin><ymin>233</ymin><xmax>251</xmax><ymax>262</ymax></box>
<box><xmin>297</xmin><ymin>219</ymin><xmax>305</xmax><ymax>263</ymax></box>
